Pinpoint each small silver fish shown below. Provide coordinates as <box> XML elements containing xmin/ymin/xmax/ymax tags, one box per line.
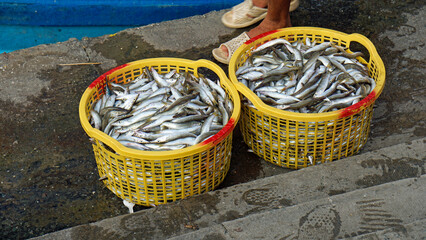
<box><xmin>90</xmin><ymin>67</ymin><xmax>234</xmax><ymax>151</ymax></box>
<box><xmin>236</xmin><ymin>38</ymin><xmax>375</xmax><ymax>113</ymax></box>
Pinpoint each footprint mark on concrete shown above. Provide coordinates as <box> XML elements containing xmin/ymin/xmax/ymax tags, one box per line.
<box><xmin>356</xmin><ymin>198</ymin><xmax>405</xmax><ymax>232</ymax></box>
<box><xmin>297</xmin><ymin>205</ymin><xmax>341</xmax><ymax>240</ymax></box>
<box><xmin>242</xmin><ymin>188</ymin><xmax>281</xmax><ymax>206</ymax></box>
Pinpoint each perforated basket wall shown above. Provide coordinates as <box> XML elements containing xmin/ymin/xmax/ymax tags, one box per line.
<box><xmin>79</xmin><ymin>58</ymin><xmax>241</xmax><ymax>206</ymax></box>
<box><xmin>229</xmin><ymin>27</ymin><xmax>385</xmax><ymax>169</ymax></box>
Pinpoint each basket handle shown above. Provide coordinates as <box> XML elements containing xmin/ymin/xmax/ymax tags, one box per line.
<box><xmin>233</xmin><ymin>80</ymin><xmax>288</xmax><ymax>119</ymax></box>
<box><xmin>194</xmin><ymin>59</ymin><xmax>229</xmax><ymax>81</ymax></box>
<box><xmin>347</xmin><ymin>32</ymin><xmax>386</xmax><ymax>86</ymax></box>
<box><xmin>234</xmin><ymin>82</ymin><xmax>264</xmax><ymax>106</ymax></box>
<box><xmin>347</xmin><ymin>33</ymin><xmax>380</xmax><ymax>65</ymax></box>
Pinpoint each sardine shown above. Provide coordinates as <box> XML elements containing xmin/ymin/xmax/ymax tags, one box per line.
<box><xmin>89</xmin><ymin>67</ymin><xmax>234</xmax><ymax>151</ymax></box>
<box><xmin>236</xmin><ymin>38</ymin><xmax>375</xmax><ymax>113</ymax></box>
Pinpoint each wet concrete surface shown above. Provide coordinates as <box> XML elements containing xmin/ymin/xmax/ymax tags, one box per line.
<box><xmin>32</xmin><ymin>139</ymin><xmax>426</xmax><ymax>240</ymax></box>
<box><xmin>0</xmin><ymin>0</ymin><xmax>425</xmax><ymax>239</ymax></box>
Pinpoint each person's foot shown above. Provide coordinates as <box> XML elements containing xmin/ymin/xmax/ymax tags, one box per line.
<box><xmin>219</xmin><ymin>14</ymin><xmax>291</xmax><ymax>58</ymax></box>
<box><xmin>253</xmin><ymin>0</ymin><xmax>268</xmax><ymax>7</ymax></box>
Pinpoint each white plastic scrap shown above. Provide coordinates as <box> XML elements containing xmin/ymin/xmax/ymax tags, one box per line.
<box><xmin>123</xmin><ymin>199</ymin><xmax>135</xmax><ymax>213</ymax></box>
<box><xmin>308</xmin><ymin>155</ymin><xmax>313</xmax><ymax>165</ymax></box>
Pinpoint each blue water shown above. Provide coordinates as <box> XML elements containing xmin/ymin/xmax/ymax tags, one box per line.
<box><xmin>0</xmin><ymin>0</ymin><xmax>239</xmax><ymax>53</ymax></box>
<box><xmin>0</xmin><ymin>25</ymin><xmax>132</xmax><ymax>53</ymax></box>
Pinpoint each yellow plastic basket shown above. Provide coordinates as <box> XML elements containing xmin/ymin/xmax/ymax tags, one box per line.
<box><xmin>229</xmin><ymin>27</ymin><xmax>385</xmax><ymax>169</ymax></box>
<box><xmin>79</xmin><ymin>58</ymin><xmax>241</xmax><ymax>206</ymax></box>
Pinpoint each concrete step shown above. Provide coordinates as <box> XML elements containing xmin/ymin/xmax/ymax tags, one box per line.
<box><xmin>169</xmin><ymin>175</ymin><xmax>426</xmax><ymax>240</ymax></box>
<box><xmin>344</xmin><ymin>219</ymin><xmax>426</xmax><ymax>240</ymax></box>
<box><xmin>33</xmin><ymin>137</ymin><xmax>425</xmax><ymax>240</ymax></box>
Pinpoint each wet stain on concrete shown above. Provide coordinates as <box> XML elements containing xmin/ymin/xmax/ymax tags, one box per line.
<box><xmin>242</xmin><ymin>207</ymin><xmax>266</xmax><ymax>218</ymax></box>
<box><xmin>413</xmin><ymin>127</ymin><xmax>426</xmax><ymax>137</ymax></box>
<box><xmin>0</xmin><ymin>65</ymin><xmax>130</xmax><ymax>239</ymax></box>
<box><xmin>90</xmin><ymin>32</ymin><xmax>220</xmax><ymax>66</ymax></box>
<box><xmin>356</xmin><ymin>158</ymin><xmax>424</xmax><ymax>187</ymax></box>
<box><xmin>120</xmin><ymin>204</ymin><xmax>187</xmax><ymax>238</ymax></box>
<box><xmin>202</xmin><ymin>233</ymin><xmax>227</xmax><ymax>240</ymax></box>
<box><xmin>179</xmin><ymin>193</ymin><xmax>221</xmax><ymax>229</ymax></box>
<box><xmin>328</xmin><ymin>189</ymin><xmax>347</xmax><ymax>196</ymax></box>
<box><xmin>294</xmin><ymin>0</ymin><xmax>421</xmax><ymax>41</ymax></box>
<box><xmin>120</xmin><ymin>213</ymin><xmax>152</xmax><ymax>233</ymax></box>
<box><xmin>221</xmin><ymin>126</ymin><xmax>264</xmax><ymax>188</ymax></box>
<box><xmin>182</xmin><ymin>193</ymin><xmax>220</xmax><ymax>215</ymax></box>
<box><xmin>278</xmin><ymin>198</ymin><xmax>293</xmax><ymax>207</ymax></box>
<box><xmin>295</xmin><ymin>0</ymin><xmax>359</xmax><ymax>32</ymax></box>
<box><xmin>71</xmin><ymin>225</ymin><xmax>125</xmax><ymax>240</ymax></box>
<box><xmin>217</xmin><ymin>210</ymin><xmax>241</xmax><ymax>223</ymax></box>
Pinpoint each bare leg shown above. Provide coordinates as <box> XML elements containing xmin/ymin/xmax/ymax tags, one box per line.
<box><xmin>252</xmin><ymin>0</ymin><xmax>268</xmax><ymax>8</ymax></box>
<box><xmin>248</xmin><ymin>0</ymin><xmax>291</xmax><ymax>37</ymax></box>
<box><xmin>220</xmin><ymin>0</ymin><xmax>291</xmax><ymax>56</ymax></box>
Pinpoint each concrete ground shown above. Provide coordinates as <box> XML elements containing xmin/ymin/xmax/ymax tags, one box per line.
<box><xmin>0</xmin><ymin>0</ymin><xmax>425</xmax><ymax>239</ymax></box>
<box><xmin>32</xmin><ymin>138</ymin><xmax>426</xmax><ymax>240</ymax></box>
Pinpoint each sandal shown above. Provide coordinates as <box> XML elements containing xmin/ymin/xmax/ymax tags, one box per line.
<box><xmin>212</xmin><ymin>32</ymin><xmax>250</xmax><ymax>64</ymax></box>
<box><xmin>222</xmin><ymin>0</ymin><xmax>300</xmax><ymax>29</ymax></box>
<box><xmin>289</xmin><ymin>0</ymin><xmax>300</xmax><ymax>12</ymax></box>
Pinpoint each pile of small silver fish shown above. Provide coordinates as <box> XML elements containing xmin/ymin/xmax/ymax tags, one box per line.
<box><xmin>89</xmin><ymin>67</ymin><xmax>233</xmax><ymax>151</ymax></box>
<box><xmin>236</xmin><ymin>38</ymin><xmax>376</xmax><ymax>113</ymax></box>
